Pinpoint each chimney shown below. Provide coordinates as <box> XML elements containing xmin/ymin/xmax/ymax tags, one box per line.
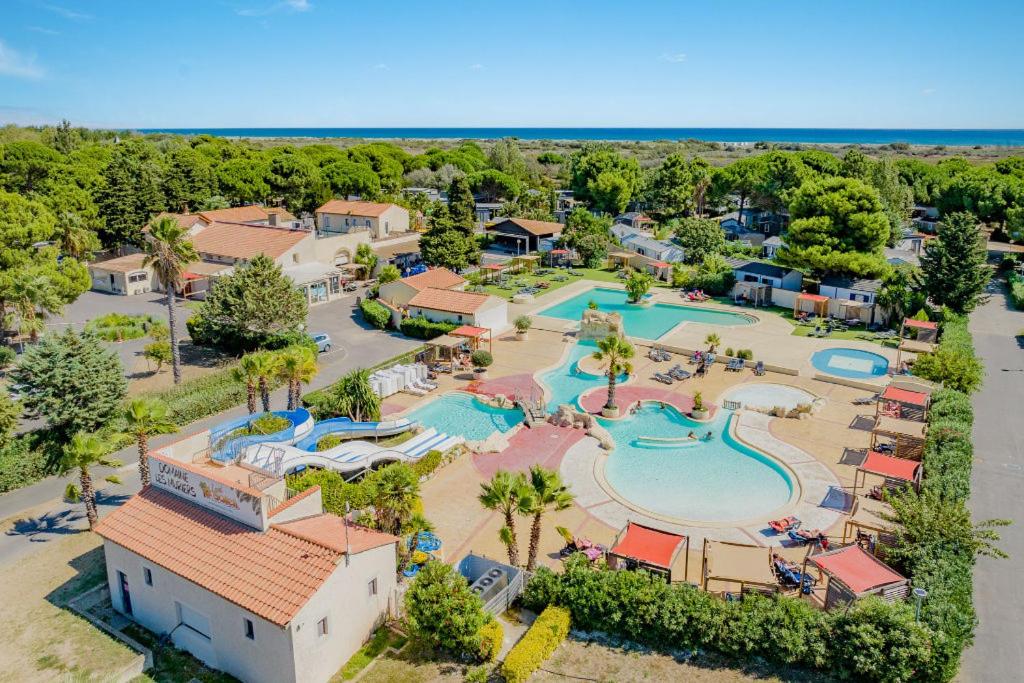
<box><xmin>268</xmin><ymin>212</ymin><xmax>278</xmax><ymax>227</ymax></box>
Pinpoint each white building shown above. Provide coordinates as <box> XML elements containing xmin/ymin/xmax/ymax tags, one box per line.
<box><xmin>818</xmin><ymin>276</ymin><xmax>883</xmax><ymax>305</ymax></box>
<box><xmin>406</xmin><ymin>288</ymin><xmax>509</xmax><ymax>332</ymax></box>
<box><xmin>725</xmin><ymin>257</ymin><xmax>804</xmax><ymax>292</ymax></box>
<box><xmin>95</xmin><ymin>438</ymin><xmax>399</xmax><ymax>683</ymax></box>
<box><xmin>315</xmin><ymin>200</ymin><xmax>410</xmax><ymax>240</ymax></box>
<box><xmin>378</xmin><ymin>267</ymin><xmax>467</xmax><ymax>308</ymax></box>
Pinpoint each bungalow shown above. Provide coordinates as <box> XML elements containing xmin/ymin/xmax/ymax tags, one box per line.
<box><xmin>819</xmin><ymin>276</ymin><xmax>883</xmax><ymax>305</ymax></box>
<box><xmin>487</xmin><ymin>217</ymin><xmax>564</xmax><ymax>254</ymax></box>
<box><xmin>406</xmin><ymin>288</ymin><xmax>509</xmax><ymax>332</ymax></box>
<box><xmin>475</xmin><ymin>202</ymin><xmax>505</xmax><ymax>224</ymax></box>
<box><xmin>88</xmin><ymin>253</ymin><xmax>156</xmax><ymax>296</ymax></box>
<box><xmin>315</xmin><ymin>200</ymin><xmax>410</xmax><ymax>240</ymax></box>
<box><xmin>720</xmin><ymin>218</ymin><xmax>766</xmax><ymax>247</ymax></box>
<box><xmin>614</xmin><ymin>212</ymin><xmax>655</xmax><ymax>231</ymax></box>
<box><xmin>884</xmin><ymin>248</ymin><xmax>920</xmax><ymax>268</ymax></box>
<box><xmin>378</xmin><ymin>267</ymin><xmax>466</xmax><ymax>307</ymax></box>
<box><xmin>725</xmin><ymin>257</ymin><xmax>803</xmax><ymax>292</ymax></box>
<box><xmin>620</xmin><ymin>233</ymin><xmax>685</xmax><ymax>264</ymax></box>
<box><xmin>94</xmin><ymin>437</ymin><xmax>398</xmax><ymax>683</ymax></box>
<box><xmin>763</xmin><ymin>236</ymin><xmax>784</xmax><ymax>259</ymax></box>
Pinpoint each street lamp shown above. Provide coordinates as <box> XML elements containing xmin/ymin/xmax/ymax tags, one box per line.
<box><xmin>912</xmin><ymin>587</ymin><xmax>928</xmax><ymax>622</ymax></box>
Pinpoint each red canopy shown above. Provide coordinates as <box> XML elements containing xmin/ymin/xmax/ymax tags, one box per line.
<box><xmin>798</xmin><ymin>293</ymin><xmax>829</xmax><ymax>302</ymax></box>
<box><xmin>903</xmin><ymin>318</ymin><xmax>938</xmax><ymax>330</ymax></box>
<box><xmin>182</xmin><ymin>272</ymin><xmax>204</xmax><ymax>281</ymax></box>
<box><xmin>860</xmin><ymin>450</ymin><xmax>920</xmax><ymax>482</ymax></box>
<box><xmin>809</xmin><ymin>545</ymin><xmax>905</xmax><ymax>593</ymax></box>
<box><xmin>609</xmin><ymin>522</ymin><xmax>685</xmax><ymax>569</ymax></box>
<box><xmin>549</xmin><ymin>249</ymin><xmax>569</xmax><ymax>255</ymax></box>
<box><xmin>480</xmin><ymin>264</ymin><xmax>506</xmax><ymax>271</ymax></box>
<box><xmin>880</xmin><ymin>385</ymin><xmax>928</xmax><ymax>407</ymax></box>
<box><xmin>450</xmin><ymin>325</ymin><xmax>488</xmax><ymax>338</ymax></box>
<box><xmin>650</xmin><ymin>261</ymin><xmax>670</xmax><ymax>268</ymax></box>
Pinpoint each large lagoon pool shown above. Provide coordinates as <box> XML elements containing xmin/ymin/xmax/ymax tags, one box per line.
<box><xmin>601</xmin><ymin>406</ymin><xmax>794</xmax><ymax>522</ymax></box>
<box><xmin>539</xmin><ymin>287</ymin><xmax>754</xmax><ymax>339</ymax></box>
<box><xmin>406</xmin><ymin>392</ymin><xmax>524</xmax><ymax>441</ymax></box>
<box><xmin>811</xmin><ymin>347</ymin><xmax>889</xmax><ymax>380</ymax></box>
<box><xmin>538</xmin><ymin>341</ymin><xmax>629</xmax><ymax>412</ymax></box>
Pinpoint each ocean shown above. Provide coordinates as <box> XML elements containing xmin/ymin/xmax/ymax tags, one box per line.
<box><xmin>136</xmin><ymin>127</ymin><xmax>1024</xmax><ymax>147</ymax></box>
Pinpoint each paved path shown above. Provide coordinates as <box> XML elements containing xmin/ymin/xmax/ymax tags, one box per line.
<box><xmin>961</xmin><ymin>284</ymin><xmax>1024</xmax><ymax>682</ymax></box>
<box><xmin>0</xmin><ymin>298</ymin><xmax>417</xmax><ymax>564</ymax></box>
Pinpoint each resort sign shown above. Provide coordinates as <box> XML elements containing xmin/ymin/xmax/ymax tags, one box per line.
<box><xmin>150</xmin><ymin>453</ymin><xmax>264</xmax><ymax>528</ymax></box>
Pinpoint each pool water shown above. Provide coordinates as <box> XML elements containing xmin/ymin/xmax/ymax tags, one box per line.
<box><xmin>811</xmin><ymin>348</ymin><xmax>889</xmax><ymax>379</ymax></box>
<box><xmin>539</xmin><ymin>287</ymin><xmax>754</xmax><ymax>339</ymax></box>
<box><xmin>538</xmin><ymin>341</ymin><xmax>629</xmax><ymax>412</ymax></box>
<box><xmin>601</xmin><ymin>406</ymin><xmax>794</xmax><ymax>522</ymax></box>
<box><xmin>406</xmin><ymin>393</ymin><xmax>524</xmax><ymax>441</ymax></box>
<box><xmin>724</xmin><ymin>383</ymin><xmax>818</xmax><ymax>412</ymax></box>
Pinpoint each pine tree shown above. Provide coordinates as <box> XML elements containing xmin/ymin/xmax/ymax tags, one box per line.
<box><xmin>919</xmin><ymin>212</ymin><xmax>991</xmax><ymax>314</ymax></box>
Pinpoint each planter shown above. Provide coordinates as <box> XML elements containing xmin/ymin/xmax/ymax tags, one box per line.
<box><xmin>473</xmin><ymin>368</ymin><xmax>488</xmax><ymax>380</ymax></box>
<box><xmin>601</xmin><ymin>405</ymin><xmax>620</xmax><ymax>418</ymax></box>
<box><xmin>516</xmin><ymin>331</ymin><xmax>529</xmax><ymax>341</ymax></box>
<box><xmin>691</xmin><ymin>408</ymin><xmax>709</xmax><ymax>420</ymax></box>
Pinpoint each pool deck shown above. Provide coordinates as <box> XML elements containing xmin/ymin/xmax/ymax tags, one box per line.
<box><xmin>393</xmin><ymin>290</ymin><xmax>899</xmax><ymax>589</ymax></box>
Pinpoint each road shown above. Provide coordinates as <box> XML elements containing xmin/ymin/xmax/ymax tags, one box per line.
<box><xmin>0</xmin><ymin>296</ymin><xmax>417</xmax><ymax>564</ymax></box>
<box><xmin>960</xmin><ymin>284</ymin><xmax>1024</xmax><ymax>681</ymax></box>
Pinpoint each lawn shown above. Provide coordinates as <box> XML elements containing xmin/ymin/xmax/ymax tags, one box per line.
<box><xmin>479</xmin><ymin>266</ymin><xmax>670</xmax><ymax>301</ymax></box>
<box><xmin>332</xmin><ymin>628</ymin><xmax>408</xmax><ymax>681</ymax></box>
<box><xmin>706</xmin><ymin>298</ymin><xmax>900</xmax><ymax>347</ymax></box>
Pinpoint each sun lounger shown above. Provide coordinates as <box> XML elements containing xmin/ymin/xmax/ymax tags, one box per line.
<box><xmin>769</xmin><ymin>516</ymin><xmax>800</xmax><ymax>533</ymax></box>
<box><xmin>668</xmin><ymin>365</ymin><xmax>691</xmax><ymax>381</ymax></box>
<box><xmin>726</xmin><ymin>358</ymin><xmax>744</xmax><ymax>372</ymax></box>
<box><xmin>653</xmin><ymin>372</ymin><xmax>674</xmax><ymax>385</ymax></box>
<box><xmin>753</xmin><ymin>361</ymin><xmax>766</xmax><ymax>376</ymax></box>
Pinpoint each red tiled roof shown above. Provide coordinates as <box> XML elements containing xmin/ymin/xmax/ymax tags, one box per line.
<box><xmin>191</xmin><ymin>221</ymin><xmax>308</xmax><ymax>260</ymax></box>
<box><xmin>151</xmin><ymin>212</ymin><xmax>208</xmax><ymax>230</ymax></box>
<box><xmin>798</xmin><ymin>293</ymin><xmax>830</xmax><ymax>302</ymax></box>
<box><xmin>860</xmin><ymin>450</ymin><xmax>920</xmax><ymax>482</ymax></box>
<box><xmin>880</xmin><ymin>386</ymin><xmax>928</xmax><ymax>407</ymax></box>
<box><xmin>400</xmin><ymin>267</ymin><xmax>466</xmax><ymax>291</ymax></box>
<box><xmin>268</xmin><ymin>485</ymin><xmax>321</xmax><ymax>518</ymax></box>
<box><xmin>272</xmin><ymin>515</ymin><xmax>400</xmax><ymax>555</ymax></box>
<box><xmin>809</xmin><ymin>545</ymin><xmax>906</xmax><ymax>593</ymax></box>
<box><xmin>316</xmin><ymin>199</ymin><xmax>397</xmax><ymax>218</ymax></box>
<box><xmin>408</xmin><ymin>288</ymin><xmax>494</xmax><ymax>315</ymax></box>
<box><xmin>197</xmin><ymin>205</ymin><xmax>270</xmax><ymax>224</ymax></box>
<box><xmin>610</xmin><ymin>522</ymin><xmax>685</xmax><ymax>569</ymax></box>
<box><xmin>650</xmin><ymin>261</ymin><xmax>670</xmax><ymax>268</ymax></box>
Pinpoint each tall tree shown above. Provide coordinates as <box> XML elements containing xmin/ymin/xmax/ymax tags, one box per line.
<box><xmin>868</xmin><ymin>157</ymin><xmax>914</xmax><ymax>244</ymax></box>
<box><xmin>673</xmin><ymin>217</ymin><xmax>725</xmax><ymax>264</ymax></box>
<box><xmin>478</xmin><ymin>471</ymin><xmax>534</xmax><ymax>566</ymax></box>
<box><xmin>123</xmin><ymin>398</ymin><xmax>176</xmax><ymax>487</ymax></box>
<box><xmin>919</xmin><ymin>212</ymin><xmax>990</xmax><ymax>314</ymax></box>
<box><xmin>62</xmin><ymin>432</ymin><xmax>122</xmax><ymax>530</ymax></box>
<box><xmin>419</xmin><ymin>208</ymin><xmax>473</xmax><ymax>271</ymax></box>
<box><xmin>568</xmin><ymin>144</ymin><xmax>641</xmax><ymax>214</ymax></box>
<box><xmin>276</xmin><ymin>345</ymin><xmax>318</xmax><ymax>410</ymax></box>
<box><xmin>249</xmin><ymin>351</ymin><xmax>280</xmax><ymax>413</ymax></box>
<box><xmin>404</xmin><ymin>560</ymin><xmax>488</xmax><ymax>656</ymax></box>
<box><xmin>560</xmin><ymin>207</ymin><xmax>611</xmax><ymax>267</ymax></box>
<box><xmin>330</xmin><ymin>368</ymin><xmax>381</xmax><ymax>422</ymax></box>
<box><xmin>753</xmin><ymin>151</ymin><xmax>808</xmax><ymax>215</ymax></box>
<box><xmin>143</xmin><ymin>216</ymin><xmax>199</xmax><ymax>384</ymax></box>
<box><xmin>523</xmin><ymin>465</ymin><xmax>574</xmax><ymax>571</ymax></box>
<box><xmin>368</xmin><ymin>463</ymin><xmax>420</xmax><ymax>536</ymax></box>
<box><xmin>591</xmin><ymin>335</ymin><xmax>634</xmax><ymax>414</ymax></box>
<box><xmin>447</xmin><ymin>174</ymin><xmax>477</xmax><ymax>231</ymax></box>
<box><xmin>722</xmin><ymin>156</ymin><xmax>765</xmax><ymax>225</ymax></box>
<box><xmin>646</xmin><ymin>153</ymin><xmax>694</xmax><ymax>221</ymax></box>
<box><xmin>95</xmin><ymin>140</ymin><xmax>165</xmax><ymax>247</ymax></box>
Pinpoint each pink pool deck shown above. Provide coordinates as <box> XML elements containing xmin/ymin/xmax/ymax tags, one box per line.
<box><xmin>465</xmin><ymin>373</ymin><xmax>543</xmax><ymax>401</ymax></box>
<box><xmin>578</xmin><ymin>385</ymin><xmax>716</xmax><ymax>418</ymax></box>
<box><xmin>473</xmin><ymin>423</ymin><xmax>586</xmax><ymax>478</ymax></box>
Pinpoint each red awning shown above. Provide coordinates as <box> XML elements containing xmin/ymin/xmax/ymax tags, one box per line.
<box><xmin>549</xmin><ymin>249</ymin><xmax>569</xmax><ymax>255</ymax></box>
<box><xmin>881</xmin><ymin>385</ymin><xmax>928</xmax><ymax>407</ymax></box>
<box><xmin>650</xmin><ymin>261</ymin><xmax>670</xmax><ymax>268</ymax></box>
<box><xmin>182</xmin><ymin>272</ymin><xmax>204</xmax><ymax>280</ymax></box>
<box><xmin>481</xmin><ymin>264</ymin><xmax>506</xmax><ymax>271</ymax></box>
<box><xmin>798</xmin><ymin>293</ymin><xmax>829</xmax><ymax>302</ymax></box>
<box><xmin>609</xmin><ymin>522</ymin><xmax>685</xmax><ymax>569</ymax></box>
<box><xmin>903</xmin><ymin>318</ymin><xmax>938</xmax><ymax>330</ymax></box>
<box><xmin>450</xmin><ymin>325</ymin><xmax>488</xmax><ymax>338</ymax></box>
<box><xmin>860</xmin><ymin>451</ymin><xmax>920</xmax><ymax>482</ymax></box>
<box><xmin>809</xmin><ymin>545</ymin><xmax>905</xmax><ymax>593</ymax></box>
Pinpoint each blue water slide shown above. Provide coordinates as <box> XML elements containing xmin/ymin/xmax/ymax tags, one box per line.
<box><xmin>293</xmin><ymin>416</ymin><xmax>416</xmax><ymax>452</ymax></box>
<box><xmin>210</xmin><ymin>408</ymin><xmax>314</xmax><ymax>462</ymax></box>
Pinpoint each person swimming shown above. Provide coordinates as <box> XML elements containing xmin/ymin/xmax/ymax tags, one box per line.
<box><xmin>660</xmin><ymin>402</ymin><xmax>666</xmax><ymax>409</ymax></box>
<box><xmin>687</xmin><ymin>431</ymin><xmax>697</xmax><ymax>439</ymax></box>
<box><xmin>704</xmin><ymin>431</ymin><xmax>714</xmax><ymax>441</ymax></box>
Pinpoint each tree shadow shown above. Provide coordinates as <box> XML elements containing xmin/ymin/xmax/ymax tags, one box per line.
<box><xmin>6</xmin><ymin>509</ymin><xmax>85</xmax><ymax>541</ymax></box>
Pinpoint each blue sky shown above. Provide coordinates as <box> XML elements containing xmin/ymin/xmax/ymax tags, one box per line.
<box><xmin>1</xmin><ymin>0</ymin><xmax>1022</xmax><ymax>129</ymax></box>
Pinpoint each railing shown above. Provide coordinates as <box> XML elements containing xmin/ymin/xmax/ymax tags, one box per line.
<box><xmin>483</xmin><ymin>570</ymin><xmax>526</xmax><ymax>615</ymax></box>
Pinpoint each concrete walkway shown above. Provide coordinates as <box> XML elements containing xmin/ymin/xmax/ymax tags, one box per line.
<box><xmin>961</xmin><ymin>284</ymin><xmax>1024</xmax><ymax>682</ymax></box>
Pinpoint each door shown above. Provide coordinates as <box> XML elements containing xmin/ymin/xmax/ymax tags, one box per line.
<box><xmin>118</xmin><ymin>571</ymin><xmax>133</xmax><ymax>615</ymax></box>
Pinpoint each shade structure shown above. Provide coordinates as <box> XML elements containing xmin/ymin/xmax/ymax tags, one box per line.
<box><xmin>549</xmin><ymin>249</ymin><xmax>569</xmax><ymax>255</ymax></box>
<box><xmin>450</xmin><ymin>324</ymin><xmax>491</xmax><ymax>352</ymax></box>
<box><xmin>425</xmin><ymin>334</ymin><xmax>465</xmax><ymax>349</ymax></box>
<box><xmin>874</xmin><ymin>416</ymin><xmax>926</xmax><ymax>439</ymax></box>
<box><xmin>903</xmin><ymin>318</ymin><xmax>938</xmax><ymax>331</ymax></box>
<box><xmin>702</xmin><ymin>539</ymin><xmax>777</xmax><ymax>593</ymax></box>
<box><xmin>861</xmin><ymin>451</ymin><xmax>920</xmax><ymax>482</ymax></box>
<box><xmin>481</xmin><ymin>264</ymin><xmax>506</xmax><ymax>270</ymax></box>
<box><xmin>610</xmin><ymin>522</ymin><xmax>685</xmax><ymax>570</ymax></box>
<box><xmin>795</xmin><ymin>292</ymin><xmax>829</xmax><ymax>317</ymax></box>
<box><xmin>807</xmin><ymin>545</ymin><xmax>906</xmax><ymax>594</ymax></box>
<box><xmin>880</xmin><ymin>386</ymin><xmax>928</xmax><ymax>407</ymax></box>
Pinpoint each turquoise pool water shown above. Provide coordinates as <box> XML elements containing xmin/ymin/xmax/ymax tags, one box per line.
<box><xmin>601</xmin><ymin>406</ymin><xmax>794</xmax><ymax>522</ymax></box>
<box><xmin>539</xmin><ymin>287</ymin><xmax>754</xmax><ymax>339</ymax></box>
<box><xmin>538</xmin><ymin>341</ymin><xmax>629</xmax><ymax>412</ymax></box>
<box><xmin>811</xmin><ymin>347</ymin><xmax>889</xmax><ymax>379</ymax></box>
<box><xmin>406</xmin><ymin>392</ymin><xmax>524</xmax><ymax>441</ymax></box>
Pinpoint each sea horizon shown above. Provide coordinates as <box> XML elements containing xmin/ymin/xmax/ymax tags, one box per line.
<box><xmin>135</xmin><ymin>127</ymin><xmax>1024</xmax><ymax>147</ymax></box>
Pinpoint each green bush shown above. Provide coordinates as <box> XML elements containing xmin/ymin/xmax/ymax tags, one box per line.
<box><xmin>360</xmin><ymin>298</ymin><xmax>391</xmax><ymax>329</ymax></box>
<box><xmin>0</xmin><ymin>346</ymin><xmax>17</xmax><ymax>370</ymax></box>
<box><xmin>928</xmin><ymin>389</ymin><xmax>973</xmax><ymax>427</ymax></box>
<box><xmin>502</xmin><ymin>606</ymin><xmax>571</xmax><ymax>683</ymax></box>
<box><xmin>317</xmin><ymin>434</ymin><xmax>343</xmax><ymax>452</ymax></box>
<box><xmin>911</xmin><ymin>316</ymin><xmax>983</xmax><ymax>394</ymax></box>
<box><xmin>724</xmin><ymin>347</ymin><xmax>734</xmax><ymax>357</ymax></box>
<box><xmin>288</xmin><ymin>468</ymin><xmax>374</xmax><ymax>512</ymax></box>
<box><xmin>0</xmin><ymin>436</ymin><xmax>52</xmax><ymax>494</ymax></box>
<box><xmin>85</xmin><ymin>312</ymin><xmax>161</xmax><ymax>341</ymax></box>
<box><xmin>136</xmin><ymin>367</ymin><xmax>251</xmax><ymax>425</ymax></box>
<box><xmin>470</xmin><ymin>350</ymin><xmax>493</xmax><ymax>367</ymax></box>
<box><xmin>1008</xmin><ymin>272</ymin><xmax>1024</xmax><ymax>310</ymax></box>
<box><xmin>405</xmin><ymin>561</ymin><xmax>489</xmax><ymax>657</ymax></box>
<box><xmin>478</xmin><ymin>619</ymin><xmax>504</xmax><ymax>662</ymax></box>
<box><xmin>737</xmin><ymin>349</ymin><xmax>753</xmax><ymax>360</ymax></box>
<box><xmin>400</xmin><ymin>316</ymin><xmax>457</xmax><ymax>340</ymax></box>
<box><xmin>412</xmin><ymin>449</ymin><xmax>444</xmax><ymax>478</ymax></box>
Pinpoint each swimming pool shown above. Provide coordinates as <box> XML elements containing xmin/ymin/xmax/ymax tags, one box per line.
<box><xmin>406</xmin><ymin>392</ymin><xmax>524</xmax><ymax>441</ymax></box>
<box><xmin>538</xmin><ymin>341</ymin><xmax>629</xmax><ymax>412</ymax></box>
<box><xmin>723</xmin><ymin>383</ymin><xmax>818</xmax><ymax>412</ymax></box>
<box><xmin>538</xmin><ymin>287</ymin><xmax>754</xmax><ymax>339</ymax></box>
<box><xmin>601</xmin><ymin>406</ymin><xmax>794</xmax><ymax>522</ymax></box>
<box><xmin>811</xmin><ymin>347</ymin><xmax>889</xmax><ymax>379</ymax></box>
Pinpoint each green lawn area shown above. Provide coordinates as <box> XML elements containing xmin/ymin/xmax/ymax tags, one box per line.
<box><xmin>332</xmin><ymin>628</ymin><xmax>409</xmax><ymax>682</ymax></box>
<box><xmin>479</xmin><ymin>266</ymin><xmax>670</xmax><ymax>301</ymax></box>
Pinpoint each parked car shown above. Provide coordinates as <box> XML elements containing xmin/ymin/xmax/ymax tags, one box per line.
<box><xmin>343</xmin><ymin>282</ymin><xmax>359</xmax><ymax>292</ymax></box>
<box><xmin>312</xmin><ymin>334</ymin><xmax>332</xmax><ymax>353</ymax></box>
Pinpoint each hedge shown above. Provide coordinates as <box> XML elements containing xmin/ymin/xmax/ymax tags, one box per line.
<box><xmin>911</xmin><ymin>316</ymin><xmax>983</xmax><ymax>394</ymax></box>
<box><xmin>1009</xmin><ymin>272</ymin><xmax>1024</xmax><ymax>310</ymax></box>
<box><xmin>411</xmin><ymin>449</ymin><xmax>444</xmax><ymax>478</ymax></box>
<box><xmin>360</xmin><ymin>298</ymin><xmax>391</xmax><ymax>329</ymax></box>
<box><xmin>478</xmin><ymin>619</ymin><xmax>504</xmax><ymax>662</ymax></box>
<box><xmin>0</xmin><ymin>436</ymin><xmax>51</xmax><ymax>494</ymax></box>
<box><xmin>135</xmin><ymin>366</ymin><xmax>252</xmax><ymax>425</ymax></box>
<box><xmin>502</xmin><ymin>606</ymin><xmax>571</xmax><ymax>683</ymax></box>
<box><xmin>400</xmin><ymin>316</ymin><xmax>457</xmax><ymax>340</ymax></box>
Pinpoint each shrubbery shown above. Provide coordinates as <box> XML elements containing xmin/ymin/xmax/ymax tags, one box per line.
<box><xmin>400</xmin><ymin>316</ymin><xmax>458</xmax><ymax>339</ymax></box>
<box><xmin>360</xmin><ymin>298</ymin><xmax>391</xmax><ymax>329</ymax></box>
<box><xmin>316</xmin><ymin>434</ymin><xmax>343</xmax><ymax>452</ymax></box>
<box><xmin>405</xmin><ymin>561</ymin><xmax>489</xmax><ymax>657</ymax></box>
<box><xmin>1008</xmin><ymin>271</ymin><xmax>1024</xmax><ymax>310</ymax></box>
<box><xmin>84</xmin><ymin>312</ymin><xmax>162</xmax><ymax>341</ymax></box>
<box><xmin>470</xmin><ymin>350</ymin><xmax>492</xmax><ymax>367</ymax></box>
<box><xmin>136</xmin><ymin>366</ymin><xmax>251</xmax><ymax>425</ymax></box>
<box><xmin>411</xmin><ymin>449</ymin><xmax>444</xmax><ymax>478</ymax></box>
<box><xmin>501</xmin><ymin>606</ymin><xmax>571</xmax><ymax>683</ymax></box>
<box><xmin>0</xmin><ymin>436</ymin><xmax>51</xmax><ymax>494</ymax></box>
<box><xmin>911</xmin><ymin>315</ymin><xmax>983</xmax><ymax>394</ymax></box>
<box><xmin>477</xmin><ymin>619</ymin><xmax>504</xmax><ymax>662</ymax></box>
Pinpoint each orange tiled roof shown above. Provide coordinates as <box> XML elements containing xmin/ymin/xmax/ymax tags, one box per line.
<box><xmin>265</xmin><ymin>206</ymin><xmax>297</xmax><ymax>221</ymax></box>
<box><xmin>273</xmin><ymin>515</ymin><xmax>400</xmax><ymax>555</ymax></box>
<box><xmin>316</xmin><ymin>199</ymin><xmax>397</xmax><ymax>218</ymax></box>
<box><xmin>95</xmin><ymin>487</ymin><xmax>397</xmax><ymax>626</ymax></box>
<box><xmin>151</xmin><ymin>212</ymin><xmax>208</xmax><ymax>230</ymax></box>
<box><xmin>408</xmin><ymin>287</ymin><xmax>494</xmax><ymax>315</ymax></box>
<box><xmin>197</xmin><ymin>205</ymin><xmax>270</xmax><ymax>224</ymax></box>
<box><xmin>191</xmin><ymin>221</ymin><xmax>309</xmax><ymax>260</ymax></box>
<box><xmin>400</xmin><ymin>267</ymin><xmax>465</xmax><ymax>291</ymax></box>
<box><xmin>268</xmin><ymin>485</ymin><xmax>321</xmax><ymax>518</ymax></box>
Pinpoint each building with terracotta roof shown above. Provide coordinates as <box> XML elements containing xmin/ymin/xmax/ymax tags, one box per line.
<box><xmin>88</xmin><ymin>253</ymin><xmax>157</xmax><ymax>296</ymax></box>
<box><xmin>95</xmin><ymin>435</ymin><xmax>398</xmax><ymax>683</ymax></box>
<box><xmin>377</xmin><ymin>266</ymin><xmax>467</xmax><ymax>307</ymax></box>
<box><xmin>315</xmin><ymin>200</ymin><xmax>409</xmax><ymax>240</ymax></box>
<box><xmin>406</xmin><ymin>287</ymin><xmax>509</xmax><ymax>332</ymax></box>
<box><xmin>487</xmin><ymin>217</ymin><xmax>564</xmax><ymax>253</ymax></box>
<box><xmin>197</xmin><ymin>204</ymin><xmax>272</xmax><ymax>225</ymax></box>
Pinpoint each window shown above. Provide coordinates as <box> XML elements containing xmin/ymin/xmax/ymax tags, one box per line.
<box><xmin>128</xmin><ymin>272</ymin><xmax>147</xmax><ymax>283</ymax></box>
<box><xmin>292</xmin><ymin>253</ymin><xmax>300</xmax><ymax>264</ymax></box>
<box><xmin>143</xmin><ymin>567</ymin><xmax>152</xmax><ymax>586</ymax></box>
<box><xmin>244</xmin><ymin>618</ymin><xmax>255</xmax><ymax>640</ymax></box>
<box><xmin>317</xmin><ymin>617</ymin><xmax>329</xmax><ymax>637</ymax></box>
<box><xmin>368</xmin><ymin>577</ymin><xmax>378</xmax><ymax>597</ymax></box>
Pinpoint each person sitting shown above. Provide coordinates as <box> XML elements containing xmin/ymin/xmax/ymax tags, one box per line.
<box><xmin>659</xmin><ymin>402</ymin><xmax>666</xmax><ymax>409</ymax></box>
<box><xmin>687</xmin><ymin>431</ymin><xmax>697</xmax><ymax>439</ymax></box>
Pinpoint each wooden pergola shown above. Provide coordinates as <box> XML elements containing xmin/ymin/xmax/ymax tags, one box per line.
<box><xmin>850</xmin><ymin>450</ymin><xmax>921</xmax><ymax>498</ymax></box>
<box><xmin>450</xmin><ymin>324</ymin><xmax>492</xmax><ymax>354</ymax></box>
<box><xmin>509</xmin><ymin>254</ymin><xmax>539</xmax><ymax>274</ymax></box>
<box><xmin>896</xmin><ymin>318</ymin><xmax>939</xmax><ymax>368</ymax></box>
<box><xmin>479</xmin><ymin>263</ymin><xmax>506</xmax><ymax>283</ymax></box>
<box><xmin>871</xmin><ymin>415</ymin><xmax>927</xmax><ymax>460</ymax></box>
<box><xmin>701</xmin><ymin>539</ymin><xmax>779</xmax><ymax>596</ymax></box>
<box><xmin>842</xmin><ymin>498</ymin><xmax>898</xmax><ymax>552</ymax></box>
<box><xmin>423</xmin><ymin>334</ymin><xmax>468</xmax><ymax>362</ymax></box>
<box><xmin>795</xmin><ymin>292</ymin><xmax>829</xmax><ymax>318</ymax></box>
<box><xmin>875</xmin><ymin>385</ymin><xmax>929</xmax><ymax>422</ymax></box>
<box><xmin>802</xmin><ymin>544</ymin><xmax>910</xmax><ymax>609</ymax></box>
<box><xmin>838</xmin><ymin>299</ymin><xmax>874</xmax><ymax>324</ymax></box>
<box><xmin>607</xmin><ymin>251</ymin><xmax>636</xmax><ymax>270</ymax></box>
<box><xmin>607</xmin><ymin>522</ymin><xmax>689</xmax><ymax>583</ymax></box>
<box><xmin>733</xmin><ymin>281</ymin><xmax>771</xmax><ymax>307</ymax></box>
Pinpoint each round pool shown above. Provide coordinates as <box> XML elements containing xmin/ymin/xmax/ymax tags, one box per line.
<box><xmin>811</xmin><ymin>347</ymin><xmax>889</xmax><ymax>379</ymax></box>
<box><xmin>600</xmin><ymin>406</ymin><xmax>794</xmax><ymax>523</ymax></box>
<box><xmin>724</xmin><ymin>383</ymin><xmax>818</xmax><ymax>412</ymax></box>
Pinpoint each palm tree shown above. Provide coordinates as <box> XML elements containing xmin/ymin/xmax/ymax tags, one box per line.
<box><xmin>143</xmin><ymin>216</ymin><xmax>198</xmax><ymax>385</ymax></box>
<box><xmin>705</xmin><ymin>333</ymin><xmax>721</xmax><ymax>354</ymax></box>
<box><xmin>62</xmin><ymin>432</ymin><xmax>122</xmax><ymax>530</ymax></box>
<box><xmin>332</xmin><ymin>368</ymin><xmax>381</xmax><ymax>422</ymax></box>
<box><xmin>523</xmin><ymin>465</ymin><xmax>574</xmax><ymax>571</ymax></box>
<box><xmin>233</xmin><ymin>354</ymin><xmax>264</xmax><ymax>414</ymax></box>
<box><xmin>10</xmin><ymin>273</ymin><xmax>62</xmax><ymax>344</ymax></box>
<box><xmin>124</xmin><ymin>398</ymin><xmax>176</xmax><ymax>488</ymax></box>
<box><xmin>478</xmin><ymin>471</ymin><xmax>534</xmax><ymax>566</ymax></box>
<box><xmin>592</xmin><ymin>335</ymin><xmax>634</xmax><ymax>415</ymax></box>
<box><xmin>370</xmin><ymin>464</ymin><xmax>420</xmax><ymax>536</ymax></box>
<box><xmin>248</xmin><ymin>351</ymin><xmax>280</xmax><ymax>413</ymax></box>
<box><xmin>276</xmin><ymin>346</ymin><xmax>318</xmax><ymax>410</ymax></box>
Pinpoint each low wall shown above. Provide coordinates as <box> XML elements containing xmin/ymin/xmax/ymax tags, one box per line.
<box><xmin>67</xmin><ymin>585</ymin><xmax>152</xmax><ymax>682</ymax></box>
<box><xmin>812</xmin><ymin>373</ymin><xmax>886</xmax><ymax>392</ymax></box>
